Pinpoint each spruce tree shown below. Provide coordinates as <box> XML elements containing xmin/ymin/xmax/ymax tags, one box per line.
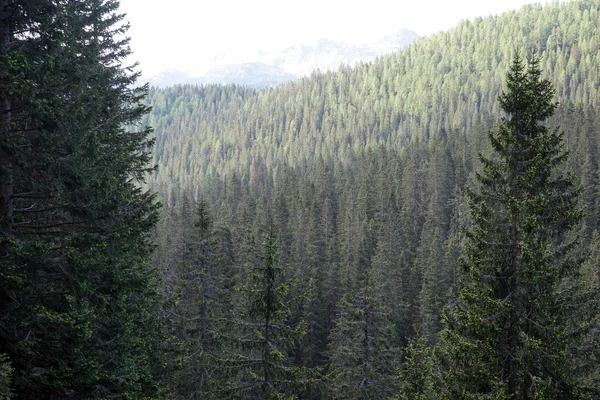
<box><xmin>172</xmin><ymin>199</ymin><xmax>226</xmax><ymax>398</ymax></box>
<box><xmin>416</xmin><ymin>224</ymin><xmax>447</xmax><ymax>345</ymax></box>
<box><xmin>210</xmin><ymin>226</ymin><xmax>312</xmax><ymax>399</ymax></box>
<box><xmin>395</xmin><ymin>336</ymin><xmax>437</xmax><ymax>400</ymax></box>
<box><xmin>328</xmin><ymin>269</ymin><xmax>400</xmax><ymax>399</ymax></box>
<box><xmin>439</xmin><ymin>55</ymin><xmax>587</xmax><ymax>399</ymax></box>
<box><xmin>0</xmin><ymin>1</ymin><xmax>163</xmax><ymax>397</ymax></box>
<box><xmin>0</xmin><ymin>353</ymin><xmax>12</xmax><ymax>398</ymax></box>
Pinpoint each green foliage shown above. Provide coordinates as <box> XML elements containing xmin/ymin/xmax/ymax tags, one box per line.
<box><xmin>236</xmin><ymin>227</ymin><xmax>313</xmax><ymax>399</ymax></box>
<box><xmin>395</xmin><ymin>337</ymin><xmax>437</xmax><ymax>400</ymax></box>
<box><xmin>144</xmin><ymin>0</ymin><xmax>600</xmax><ymax>197</ymax></box>
<box><xmin>186</xmin><ymin>226</ymin><xmax>316</xmax><ymax>399</ymax></box>
<box><xmin>143</xmin><ymin>1</ymin><xmax>600</xmax><ymax>398</ymax></box>
<box><xmin>439</xmin><ymin>54</ymin><xmax>588</xmax><ymax>399</ymax></box>
<box><xmin>327</xmin><ymin>269</ymin><xmax>400</xmax><ymax>399</ymax></box>
<box><xmin>0</xmin><ymin>353</ymin><xmax>13</xmax><ymax>398</ymax></box>
<box><xmin>0</xmin><ymin>0</ymin><xmax>165</xmax><ymax>397</ymax></box>
<box><xmin>170</xmin><ymin>198</ymin><xmax>232</xmax><ymax>398</ymax></box>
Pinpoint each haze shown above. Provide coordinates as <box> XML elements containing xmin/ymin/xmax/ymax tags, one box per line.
<box><xmin>119</xmin><ymin>0</ymin><xmax>559</xmax><ymax>77</ymax></box>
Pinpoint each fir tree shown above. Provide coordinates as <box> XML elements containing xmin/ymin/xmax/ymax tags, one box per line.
<box><xmin>439</xmin><ymin>55</ymin><xmax>588</xmax><ymax>399</ymax></box>
<box><xmin>172</xmin><ymin>199</ymin><xmax>226</xmax><ymax>398</ymax></box>
<box><xmin>0</xmin><ymin>353</ymin><xmax>12</xmax><ymax>398</ymax></box>
<box><xmin>210</xmin><ymin>226</ymin><xmax>313</xmax><ymax>399</ymax></box>
<box><xmin>395</xmin><ymin>336</ymin><xmax>437</xmax><ymax>400</ymax></box>
<box><xmin>416</xmin><ymin>224</ymin><xmax>447</xmax><ymax>345</ymax></box>
<box><xmin>328</xmin><ymin>269</ymin><xmax>400</xmax><ymax>399</ymax></box>
<box><xmin>0</xmin><ymin>1</ymin><xmax>164</xmax><ymax>397</ymax></box>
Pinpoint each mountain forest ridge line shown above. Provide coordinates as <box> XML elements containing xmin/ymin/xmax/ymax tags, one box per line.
<box><xmin>142</xmin><ymin>29</ymin><xmax>420</xmax><ymax>88</ymax></box>
<box><xmin>144</xmin><ymin>0</ymin><xmax>600</xmax><ymax>201</ymax></box>
<box><xmin>140</xmin><ymin>1</ymin><xmax>570</xmax><ymax>90</ymax></box>
<box><xmin>3</xmin><ymin>0</ymin><xmax>600</xmax><ymax>397</ymax></box>
<box><xmin>146</xmin><ymin>0</ymin><xmax>600</xmax><ymax>397</ymax></box>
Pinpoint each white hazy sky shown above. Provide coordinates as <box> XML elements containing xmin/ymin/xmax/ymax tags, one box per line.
<box><xmin>119</xmin><ymin>0</ymin><xmax>549</xmax><ymax>77</ymax></box>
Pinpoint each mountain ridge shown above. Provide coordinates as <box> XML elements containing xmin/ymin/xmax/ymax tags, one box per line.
<box><xmin>143</xmin><ymin>29</ymin><xmax>419</xmax><ymax>88</ymax></box>
<box><xmin>143</xmin><ymin>0</ymin><xmax>600</xmax><ymax>198</ymax></box>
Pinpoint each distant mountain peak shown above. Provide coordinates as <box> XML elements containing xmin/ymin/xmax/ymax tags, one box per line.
<box><xmin>143</xmin><ymin>30</ymin><xmax>419</xmax><ymax>88</ymax></box>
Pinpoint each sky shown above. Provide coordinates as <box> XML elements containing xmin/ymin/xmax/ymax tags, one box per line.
<box><xmin>118</xmin><ymin>0</ymin><xmax>552</xmax><ymax>77</ymax></box>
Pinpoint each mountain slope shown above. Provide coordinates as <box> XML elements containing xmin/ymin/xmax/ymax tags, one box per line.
<box><xmin>144</xmin><ymin>0</ymin><xmax>600</xmax><ymax>199</ymax></box>
<box><xmin>150</xmin><ymin>3</ymin><xmax>600</xmax><ymax>395</ymax></box>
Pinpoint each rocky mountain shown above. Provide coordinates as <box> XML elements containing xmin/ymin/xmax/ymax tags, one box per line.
<box><xmin>143</xmin><ymin>68</ymin><xmax>192</xmax><ymax>88</ymax></box>
<box><xmin>186</xmin><ymin>63</ymin><xmax>297</xmax><ymax>89</ymax></box>
<box><xmin>144</xmin><ymin>29</ymin><xmax>419</xmax><ymax>88</ymax></box>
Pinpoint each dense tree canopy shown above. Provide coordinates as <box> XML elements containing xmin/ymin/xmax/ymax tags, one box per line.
<box><xmin>2</xmin><ymin>0</ymin><xmax>600</xmax><ymax>398</ymax></box>
<box><xmin>439</xmin><ymin>54</ymin><xmax>588</xmax><ymax>399</ymax></box>
<box><xmin>143</xmin><ymin>0</ymin><xmax>600</xmax><ymax>202</ymax></box>
<box><xmin>148</xmin><ymin>1</ymin><xmax>600</xmax><ymax>398</ymax></box>
<box><xmin>0</xmin><ymin>0</ymin><xmax>164</xmax><ymax>397</ymax></box>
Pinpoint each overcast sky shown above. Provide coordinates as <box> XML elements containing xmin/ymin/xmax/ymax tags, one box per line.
<box><xmin>119</xmin><ymin>0</ymin><xmax>553</xmax><ymax>77</ymax></box>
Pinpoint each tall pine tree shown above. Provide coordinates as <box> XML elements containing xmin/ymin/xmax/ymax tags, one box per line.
<box><xmin>208</xmin><ymin>226</ymin><xmax>312</xmax><ymax>399</ymax></box>
<box><xmin>172</xmin><ymin>199</ymin><xmax>227</xmax><ymax>398</ymax></box>
<box><xmin>439</xmin><ymin>55</ymin><xmax>589</xmax><ymax>399</ymax></box>
<box><xmin>328</xmin><ymin>268</ymin><xmax>400</xmax><ymax>399</ymax></box>
<box><xmin>0</xmin><ymin>1</ymin><xmax>163</xmax><ymax>397</ymax></box>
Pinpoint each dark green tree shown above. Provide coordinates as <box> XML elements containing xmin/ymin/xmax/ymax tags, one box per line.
<box><xmin>301</xmin><ymin>267</ymin><xmax>330</xmax><ymax>369</ymax></box>
<box><xmin>578</xmin><ymin>231</ymin><xmax>600</xmax><ymax>393</ymax></box>
<box><xmin>211</xmin><ymin>226</ymin><xmax>312</xmax><ymax>399</ymax></box>
<box><xmin>416</xmin><ymin>224</ymin><xmax>447</xmax><ymax>345</ymax></box>
<box><xmin>395</xmin><ymin>336</ymin><xmax>437</xmax><ymax>400</ymax></box>
<box><xmin>328</xmin><ymin>269</ymin><xmax>400</xmax><ymax>399</ymax></box>
<box><xmin>0</xmin><ymin>0</ymin><xmax>163</xmax><ymax>397</ymax></box>
<box><xmin>0</xmin><ymin>353</ymin><xmax>12</xmax><ymax>398</ymax></box>
<box><xmin>439</xmin><ymin>55</ymin><xmax>588</xmax><ymax>399</ymax></box>
<box><xmin>172</xmin><ymin>199</ymin><xmax>227</xmax><ymax>398</ymax></box>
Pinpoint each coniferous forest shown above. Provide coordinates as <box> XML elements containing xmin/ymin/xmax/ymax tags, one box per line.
<box><xmin>2</xmin><ymin>0</ymin><xmax>600</xmax><ymax>399</ymax></box>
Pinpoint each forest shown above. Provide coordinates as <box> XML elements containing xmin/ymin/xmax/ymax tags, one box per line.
<box><xmin>1</xmin><ymin>0</ymin><xmax>600</xmax><ymax>399</ymax></box>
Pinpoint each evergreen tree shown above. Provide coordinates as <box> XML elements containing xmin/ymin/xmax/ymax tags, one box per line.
<box><xmin>328</xmin><ymin>269</ymin><xmax>400</xmax><ymax>399</ymax></box>
<box><xmin>371</xmin><ymin>189</ymin><xmax>411</xmax><ymax>345</ymax></box>
<box><xmin>301</xmin><ymin>268</ymin><xmax>330</xmax><ymax>368</ymax></box>
<box><xmin>416</xmin><ymin>225</ymin><xmax>447</xmax><ymax>345</ymax></box>
<box><xmin>172</xmin><ymin>199</ymin><xmax>226</xmax><ymax>398</ymax></box>
<box><xmin>0</xmin><ymin>353</ymin><xmax>12</xmax><ymax>398</ymax></box>
<box><xmin>439</xmin><ymin>55</ymin><xmax>588</xmax><ymax>399</ymax></box>
<box><xmin>578</xmin><ymin>230</ymin><xmax>600</xmax><ymax>394</ymax></box>
<box><xmin>213</xmin><ymin>226</ymin><xmax>312</xmax><ymax>399</ymax></box>
<box><xmin>0</xmin><ymin>1</ymin><xmax>164</xmax><ymax>397</ymax></box>
<box><xmin>395</xmin><ymin>336</ymin><xmax>437</xmax><ymax>400</ymax></box>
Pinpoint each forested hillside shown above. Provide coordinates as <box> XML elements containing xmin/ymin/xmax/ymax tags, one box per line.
<box><xmin>146</xmin><ymin>0</ymin><xmax>599</xmax><ymax>201</ymax></box>
<box><xmin>147</xmin><ymin>0</ymin><xmax>600</xmax><ymax>398</ymax></box>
